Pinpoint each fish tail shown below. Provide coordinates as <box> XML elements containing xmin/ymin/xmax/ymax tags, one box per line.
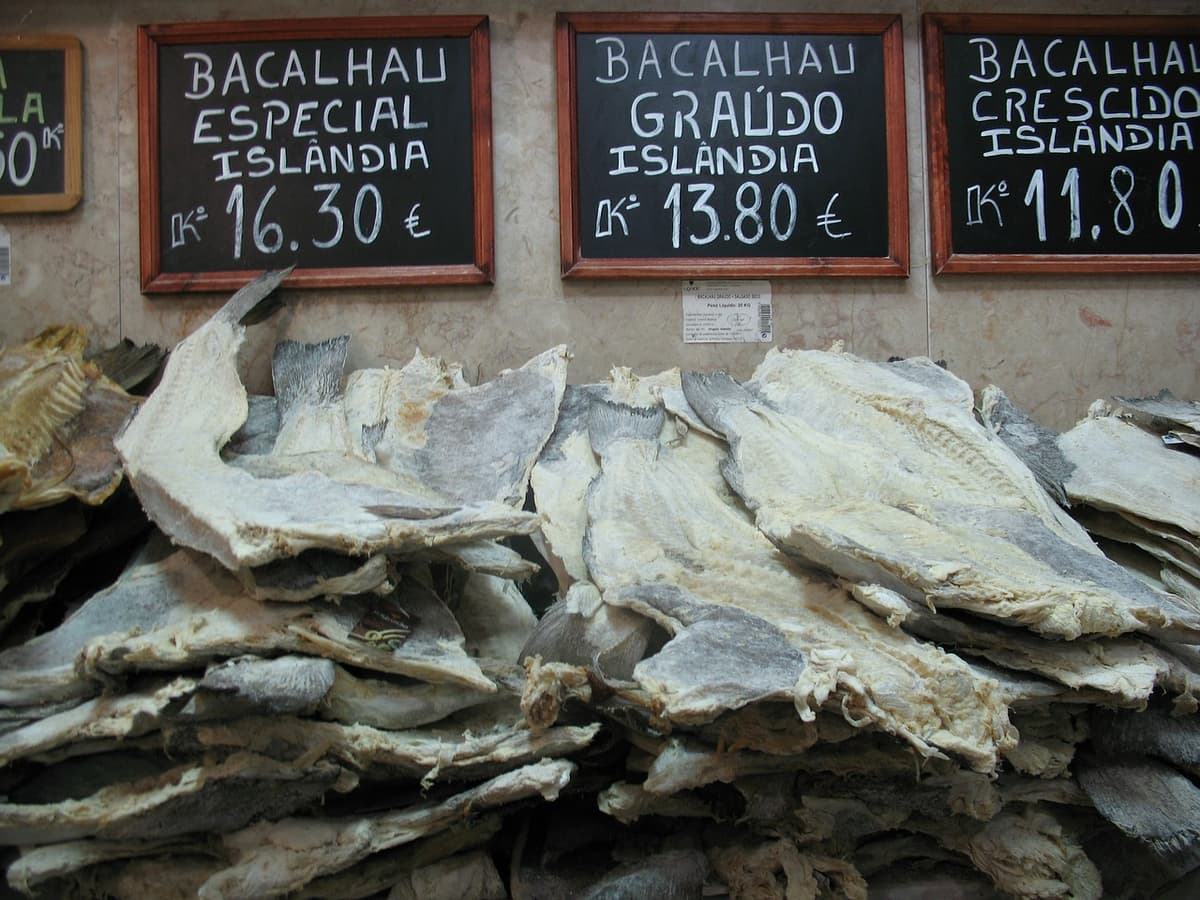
<box><xmin>587</xmin><ymin>399</ymin><xmax>663</xmax><ymax>457</ymax></box>
<box><xmin>272</xmin><ymin>335</ymin><xmax>350</xmax><ymax>413</ymax></box>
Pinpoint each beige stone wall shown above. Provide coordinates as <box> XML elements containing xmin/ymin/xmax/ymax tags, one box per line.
<box><xmin>2</xmin><ymin>0</ymin><xmax>1197</xmax><ymax>429</ymax></box>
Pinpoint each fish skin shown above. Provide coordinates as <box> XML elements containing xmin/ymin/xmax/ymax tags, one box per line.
<box><xmin>683</xmin><ymin>355</ymin><xmax>1200</xmax><ymax>643</ymax></box>
<box><xmin>0</xmin><ymin>326</ymin><xmax>141</xmax><ymax>513</ymax></box>
<box><xmin>0</xmin><ymin>538</ymin><xmax>496</xmax><ymax>708</ymax></box>
<box><xmin>115</xmin><ymin>271</ymin><xmax>540</xmax><ymax>570</ymax></box>
<box><xmin>580</xmin><ymin>397</ymin><xmax>1014</xmax><ymax>772</ymax></box>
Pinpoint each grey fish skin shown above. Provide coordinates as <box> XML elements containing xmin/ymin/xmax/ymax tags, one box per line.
<box><xmin>980</xmin><ymin>384</ymin><xmax>1074</xmax><ymax>507</ymax></box>
<box><xmin>0</xmin><ymin>537</ymin><xmax>496</xmax><ymax>708</ymax></box>
<box><xmin>272</xmin><ymin>335</ymin><xmax>349</xmax><ymax>421</ymax></box>
<box><xmin>1091</xmin><ymin>705</ymin><xmax>1200</xmax><ymax>769</ymax></box>
<box><xmin>580</xmin><ymin>395</ymin><xmax>1014</xmax><ymax>771</ymax></box>
<box><xmin>115</xmin><ymin>270</ymin><xmax>540</xmax><ymax>571</ymax></box>
<box><xmin>684</xmin><ymin>357</ymin><xmax>1200</xmax><ymax>644</ymax></box>
<box><xmin>578</xmin><ymin>849</ymin><xmax>708</xmax><ymax>900</ymax></box>
<box><xmin>1076</xmin><ymin>754</ymin><xmax>1200</xmax><ymax>857</ymax></box>
<box><xmin>608</xmin><ymin>583</ymin><xmax>808</xmax><ymax>725</ymax></box>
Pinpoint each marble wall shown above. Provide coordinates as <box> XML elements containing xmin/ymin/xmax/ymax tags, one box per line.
<box><xmin>1</xmin><ymin>0</ymin><xmax>1197</xmax><ymax>429</ymax></box>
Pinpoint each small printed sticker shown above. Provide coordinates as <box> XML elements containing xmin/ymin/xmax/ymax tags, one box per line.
<box><xmin>683</xmin><ymin>280</ymin><xmax>772</xmax><ymax>344</ymax></box>
<box><xmin>350</xmin><ymin>603</ymin><xmax>417</xmax><ymax>651</ymax></box>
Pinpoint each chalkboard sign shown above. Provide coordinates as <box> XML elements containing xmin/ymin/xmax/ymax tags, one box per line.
<box><xmin>0</xmin><ymin>34</ymin><xmax>82</xmax><ymax>213</ymax></box>
<box><xmin>137</xmin><ymin>17</ymin><xmax>493</xmax><ymax>292</ymax></box>
<box><xmin>924</xmin><ymin>14</ymin><xmax>1200</xmax><ymax>273</ymax></box>
<box><xmin>557</xmin><ymin>13</ymin><xmax>909</xmax><ymax>278</ymax></box>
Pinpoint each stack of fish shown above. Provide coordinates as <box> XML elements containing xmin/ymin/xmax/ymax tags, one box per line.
<box><xmin>2</xmin><ymin>269</ymin><xmax>1199</xmax><ymax>899</ymax></box>
<box><xmin>0</xmin><ymin>324</ymin><xmax>160</xmax><ymax>660</ymax></box>
<box><xmin>0</xmin><ymin>273</ymin><xmax>594</xmax><ymax>898</ymax></box>
<box><xmin>521</xmin><ymin>347</ymin><xmax>1200</xmax><ymax>898</ymax></box>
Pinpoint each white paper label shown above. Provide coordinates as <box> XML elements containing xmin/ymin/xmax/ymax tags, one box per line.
<box><xmin>682</xmin><ymin>280</ymin><xmax>772</xmax><ymax>344</ymax></box>
<box><xmin>0</xmin><ymin>226</ymin><xmax>10</xmax><ymax>286</ymax></box>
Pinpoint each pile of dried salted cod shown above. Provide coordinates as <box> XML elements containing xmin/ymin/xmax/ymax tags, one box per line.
<box><xmin>5</xmin><ymin>268</ymin><xmax>1200</xmax><ymax>899</ymax></box>
<box><xmin>0</xmin><ymin>322</ymin><xmax>161</xmax><ymax>653</ymax></box>
<box><xmin>0</xmin><ymin>271</ymin><xmax>595</xmax><ymax>900</ymax></box>
<box><xmin>520</xmin><ymin>347</ymin><xmax>1200</xmax><ymax>899</ymax></box>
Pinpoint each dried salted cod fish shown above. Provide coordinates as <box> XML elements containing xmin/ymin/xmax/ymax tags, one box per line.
<box><xmin>583</xmin><ymin>399</ymin><xmax>1014</xmax><ymax>772</ymax></box>
<box><xmin>452</xmin><ymin>572</ymin><xmax>537</xmax><ymax>664</ymax></box>
<box><xmin>530</xmin><ymin>368</ymin><xmax>719</xmax><ymax>595</ymax></box>
<box><xmin>1077</xmin><ymin>754</ymin><xmax>1200</xmax><ymax>857</ymax></box>
<box><xmin>160</xmin><ymin>702</ymin><xmax>599</xmax><ymax>784</ymax></box>
<box><xmin>1091</xmin><ymin>705</ymin><xmax>1200</xmax><ymax>770</ymax></box>
<box><xmin>1113</xmin><ymin>389</ymin><xmax>1200</xmax><ymax>434</ymax></box>
<box><xmin>924</xmin><ymin>806</ymin><xmax>1102</xmax><ymax>900</ymax></box>
<box><xmin>1060</xmin><ymin>408</ymin><xmax>1200</xmax><ymax>538</ymax></box>
<box><xmin>114</xmin><ymin>270</ymin><xmax>538</xmax><ymax>570</ymax></box>
<box><xmin>0</xmin><ymin>676</ymin><xmax>196</xmax><ymax>765</ymax></box>
<box><xmin>0</xmin><ymin>538</ymin><xmax>494</xmax><ymax>707</ymax></box>
<box><xmin>198</xmin><ymin>758</ymin><xmax>575</xmax><ymax>899</ymax></box>
<box><xmin>0</xmin><ymin>657</ymin><xmax>339</xmax><ymax>765</ymax></box>
<box><xmin>847</xmin><ymin>582</ymin><xmax>1168</xmax><ymax>705</ymax></box>
<box><xmin>1074</xmin><ymin>507</ymin><xmax>1200</xmax><ymax>581</ymax></box>
<box><xmin>6</xmin><ymin>836</ymin><xmax>215</xmax><ymax>896</ymax></box>
<box><xmin>529</xmin><ymin>385</ymin><xmax>604</xmax><ymax>590</ymax></box>
<box><xmin>0</xmin><ymin>325</ymin><xmax>139</xmax><ymax>512</ymax></box>
<box><xmin>683</xmin><ymin>357</ymin><xmax>1200</xmax><ymax>642</ymax></box>
<box><xmin>708</xmin><ymin>839</ymin><xmax>868</xmax><ymax>900</ymax></box>
<box><xmin>0</xmin><ymin>751</ymin><xmax>345</xmax><ymax>844</ymax></box>
<box><xmin>241</xmin><ymin>550</ymin><xmax>392</xmax><ymax>602</ymax></box>
<box><xmin>340</xmin><ymin>342</ymin><xmax>568</xmax><ymax>509</ymax></box>
<box><xmin>979</xmin><ymin>384</ymin><xmax>1075</xmax><ymax>507</ymax></box>
<box><xmin>319</xmin><ymin>666</ymin><xmax>494</xmax><ymax>731</ymax></box>
<box><xmin>607</xmin><ymin>583</ymin><xmax>808</xmax><ymax>725</ymax></box>
<box><xmin>385</xmin><ymin>849</ymin><xmax>508</xmax><ymax>900</ymax></box>
<box><xmin>292</xmin><ymin>817</ymin><xmax>502</xmax><ymax>900</ymax></box>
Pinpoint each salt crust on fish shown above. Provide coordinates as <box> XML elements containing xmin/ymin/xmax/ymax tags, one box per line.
<box><xmin>195</xmin><ymin>758</ymin><xmax>575</xmax><ymax>899</ymax></box>
<box><xmin>581</xmin><ymin>398</ymin><xmax>1014</xmax><ymax>772</ymax></box>
<box><xmin>1060</xmin><ymin>408</ymin><xmax>1200</xmax><ymax>539</ymax></box>
<box><xmin>683</xmin><ymin>348</ymin><xmax>1200</xmax><ymax>642</ymax></box>
<box><xmin>114</xmin><ymin>271</ymin><xmax>547</xmax><ymax>570</ymax></box>
<box><xmin>0</xmin><ymin>539</ymin><xmax>494</xmax><ymax>708</ymax></box>
<box><xmin>0</xmin><ymin>325</ymin><xmax>138</xmax><ymax>512</ymax></box>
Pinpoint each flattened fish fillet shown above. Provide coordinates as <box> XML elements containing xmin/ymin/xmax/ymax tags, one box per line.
<box><xmin>1060</xmin><ymin>410</ymin><xmax>1200</xmax><ymax>539</ymax></box>
<box><xmin>683</xmin><ymin>353</ymin><xmax>1200</xmax><ymax>642</ymax></box>
<box><xmin>0</xmin><ymin>325</ymin><xmax>139</xmax><ymax>512</ymax></box>
<box><xmin>0</xmin><ymin>538</ymin><xmax>494</xmax><ymax>707</ymax></box>
<box><xmin>582</xmin><ymin>399</ymin><xmax>1014</xmax><ymax>772</ymax></box>
<box><xmin>114</xmin><ymin>271</ymin><xmax>538</xmax><ymax>569</ymax></box>
<box><xmin>197</xmin><ymin>759</ymin><xmax>575</xmax><ymax>899</ymax></box>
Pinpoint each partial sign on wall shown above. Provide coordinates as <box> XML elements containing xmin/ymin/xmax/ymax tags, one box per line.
<box><xmin>137</xmin><ymin>17</ymin><xmax>494</xmax><ymax>292</ymax></box>
<box><xmin>924</xmin><ymin>14</ymin><xmax>1200</xmax><ymax>273</ymax></box>
<box><xmin>0</xmin><ymin>35</ymin><xmax>82</xmax><ymax>213</ymax></box>
<box><xmin>557</xmin><ymin>13</ymin><xmax>909</xmax><ymax>278</ymax></box>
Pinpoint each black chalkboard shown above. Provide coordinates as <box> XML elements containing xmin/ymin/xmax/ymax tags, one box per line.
<box><xmin>557</xmin><ymin>13</ymin><xmax>909</xmax><ymax>278</ymax></box>
<box><xmin>0</xmin><ymin>35</ymin><xmax>82</xmax><ymax>213</ymax></box>
<box><xmin>138</xmin><ymin>17</ymin><xmax>493</xmax><ymax>292</ymax></box>
<box><xmin>924</xmin><ymin>14</ymin><xmax>1200</xmax><ymax>273</ymax></box>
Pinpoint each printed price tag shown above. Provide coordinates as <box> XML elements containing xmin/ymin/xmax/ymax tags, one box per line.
<box><xmin>683</xmin><ymin>279</ymin><xmax>772</xmax><ymax>343</ymax></box>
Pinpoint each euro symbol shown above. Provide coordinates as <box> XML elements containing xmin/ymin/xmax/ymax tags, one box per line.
<box><xmin>405</xmin><ymin>203</ymin><xmax>431</xmax><ymax>239</ymax></box>
<box><xmin>817</xmin><ymin>193</ymin><xmax>852</xmax><ymax>239</ymax></box>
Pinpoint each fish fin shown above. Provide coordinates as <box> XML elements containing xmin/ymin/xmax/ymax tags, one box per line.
<box><xmin>86</xmin><ymin>339</ymin><xmax>165</xmax><ymax>392</ymax></box>
<box><xmin>272</xmin><ymin>335</ymin><xmax>350</xmax><ymax>415</ymax></box>
<box><xmin>361</xmin><ymin>419</ymin><xmax>388</xmax><ymax>456</ymax></box>
<box><xmin>680</xmin><ymin>371</ymin><xmax>755</xmax><ymax>435</ymax></box>
<box><xmin>220</xmin><ymin>266</ymin><xmax>294</xmax><ymax>326</ymax></box>
<box><xmin>587</xmin><ymin>400</ymin><xmax>663</xmax><ymax>458</ymax></box>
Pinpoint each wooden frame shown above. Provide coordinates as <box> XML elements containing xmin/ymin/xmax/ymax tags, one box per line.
<box><xmin>0</xmin><ymin>34</ymin><xmax>82</xmax><ymax>213</ymax></box>
<box><xmin>137</xmin><ymin>16</ymin><xmax>494</xmax><ymax>292</ymax></box>
<box><xmin>556</xmin><ymin>13</ymin><xmax>909</xmax><ymax>278</ymax></box>
<box><xmin>924</xmin><ymin>13</ymin><xmax>1200</xmax><ymax>274</ymax></box>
